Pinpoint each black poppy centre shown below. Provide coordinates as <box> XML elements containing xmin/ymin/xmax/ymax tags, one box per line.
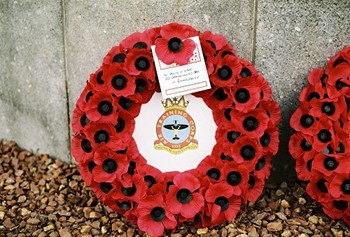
<box><xmin>227</xmin><ymin>171</ymin><xmax>242</xmax><ymax>186</ymax></box>
<box><xmin>227</xmin><ymin>131</ymin><xmax>240</xmax><ymax>143</ymax></box>
<box><xmin>118</xmin><ymin>97</ymin><xmax>133</xmax><ymax>110</ymax></box>
<box><xmin>135</xmin><ymin>57</ymin><xmax>150</xmax><ymax>71</ymax></box>
<box><xmin>150</xmin><ymin>207</ymin><xmax>166</xmax><ymax>222</ymax></box>
<box><xmin>102</xmin><ymin>158</ymin><xmax>118</xmax><ymax>173</ymax></box>
<box><xmin>300</xmin><ymin>114</ymin><xmax>314</xmax><ymax>128</ymax></box>
<box><xmin>235</xmin><ymin>88</ymin><xmax>250</xmax><ymax>103</ymax></box>
<box><xmin>213</xmin><ymin>88</ymin><xmax>228</xmax><ymax>101</ymax></box>
<box><xmin>323</xmin><ymin>157</ymin><xmax>338</xmax><ymax>171</ymax></box>
<box><xmin>316</xmin><ymin>179</ymin><xmax>328</xmax><ymax>193</ymax></box>
<box><xmin>122</xmin><ymin>184</ymin><xmax>137</xmax><ymax>197</ymax></box>
<box><xmin>98</xmin><ymin>100</ymin><xmax>113</xmax><ymax>115</ymax></box>
<box><xmin>318</xmin><ymin>129</ymin><xmax>332</xmax><ymax>143</ymax></box>
<box><xmin>300</xmin><ymin>139</ymin><xmax>312</xmax><ymax>151</ymax></box>
<box><xmin>215</xmin><ymin>196</ymin><xmax>229</xmax><ymax>211</ymax></box>
<box><xmin>260</xmin><ymin>132</ymin><xmax>270</xmax><ymax>147</ymax></box>
<box><xmin>168</xmin><ymin>37</ymin><xmax>183</xmax><ymax>53</ymax></box>
<box><xmin>117</xmin><ymin>201</ymin><xmax>131</xmax><ymax>211</ymax></box>
<box><xmin>342</xmin><ymin>179</ymin><xmax>350</xmax><ymax>194</ymax></box>
<box><xmin>243</xmin><ymin>116</ymin><xmax>258</xmax><ymax>131</ymax></box>
<box><xmin>94</xmin><ymin>130</ymin><xmax>110</xmax><ymax>143</ymax></box>
<box><xmin>321</xmin><ymin>102</ymin><xmax>335</xmax><ymax>116</ymax></box>
<box><xmin>144</xmin><ymin>175</ymin><xmax>157</xmax><ymax>188</ymax></box>
<box><xmin>218</xmin><ymin>66</ymin><xmax>232</xmax><ymax>80</ymax></box>
<box><xmin>207</xmin><ymin>168</ymin><xmax>221</xmax><ymax>180</ymax></box>
<box><xmin>112</xmin><ymin>75</ymin><xmax>127</xmax><ymax>90</ymax></box>
<box><xmin>81</xmin><ymin>139</ymin><xmax>92</xmax><ymax>153</ymax></box>
<box><xmin>241</xmin><ymin>145</ymin><xmax>256</xmax><ymax>160</ymax></box>
<box><xmin>176</xmin><ymin>188</ymin><xmax>193</xmax><ymax>204</ymax></box>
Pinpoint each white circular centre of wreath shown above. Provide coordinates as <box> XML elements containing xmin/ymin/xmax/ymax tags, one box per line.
<box><xmin>133</xmin><ymin>93</ymin><xmax>216</xmax><ymax>172</ymax></box>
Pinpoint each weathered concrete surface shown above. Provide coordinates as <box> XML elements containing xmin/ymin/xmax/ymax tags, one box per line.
<box><xmin>66</xmin><ymin>0</ymin><xmax>255</xmax><ymax>115</ymax></box>
<box><xmin>0</xmin><ymin>1</ymin><xmax>69</xmax><ymax>160</ymax></box>
<box><xmin>255</xmin><ymin>0</ymin><xmax>350</xmax><ymax>182</ymax></box>
<box><xmin>2</xmin><ymin>0</ymin><xmax>350</xmax><ymax>182</ymax></box>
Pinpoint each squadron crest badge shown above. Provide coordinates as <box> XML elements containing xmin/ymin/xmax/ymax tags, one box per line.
<box><xmin>154</xmin><ymin>96</ymin><xmax>198</xmax><ymax>154</ymax></box>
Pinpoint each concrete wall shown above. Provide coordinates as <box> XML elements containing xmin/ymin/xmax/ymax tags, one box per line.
<box><xmin>1</xmin><ymin>0</ymin><xmax>349</xmax><ymax>182</ymax></box>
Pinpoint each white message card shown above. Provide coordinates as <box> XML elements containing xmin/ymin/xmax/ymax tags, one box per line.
<box><xmin>151</xmin><ymin>36</ymin><xmax>211</xmax><ymax>99</ymax></box>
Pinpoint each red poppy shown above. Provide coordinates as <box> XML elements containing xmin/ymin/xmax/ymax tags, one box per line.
<box><xmin>254</xmin><ymin>75</ymin><xmax>272</xmax><ymax>101</ymax></box>
<box><xmin>221</xmin><ymin>163</ymin><xmax>249</xmax><ymax>196</ymax></box>
<box><xmin>103</xmin><ymin>45</ymin><xmax>126</xmax><ymax>66</ymax></box>
<box><xmin>104</xmin><ymin>63</ymin><xmax>136</xmax><ymax>97</ymax></box>
<box><xmin>210</xmin><ymin>54</ymin><xmax>241</xmax><ymax>87</ymax></box>
<box><xmin>128</xmin><ymin>74</ymin><xmax>156</xmax><ymax>104</ymax></box>
<box><xmin>137</xmin><ymin>193</ymin><xmax>177</xmax><ymax>237</ymax></box>
<box><xmin>289</xmin><ymin>133</ymin><xmax>315</xmax><ymax>161</ymax></box>
<box><xmin>124</xmin><ymin>49</ymin><xmax>155</xmax><ymax>79</ymax></box>
<box><xmin>305</xmin><ymin>171</ymin><xmax>332</xmax><ymax>203</ymax></box>
<box><xmin>290</xmin><ymin>104</ymin><xmax>319</xmax><ymax>136</ymax></box>
<box><xmin>309</xmin><ymin>96</ymin><xmax>346</xmax><ymax>121</ymax></box>
<box><xmin>121</xmin><ymin>139</ymin><xmax>144</xmax><ymax>162</ymax></box>
<box><xmin>329</xmin><ymin>173</ymin><xmax>350</xmax><ymax>200</ymax></box>
<box><xmin>326</xmin><ymin>63</ymin><xmax>350</xmax><ymax>99</ymax></box>
<box><xmin>136</xmin><ymin>164</ymin><xmax>164</xmax><ymax>190</ymax></box>
<box><xmin>230</xmin><ymin>136</ymin><xmax>262</xmax><ymax>169</ymax></box>
<box><xmin>231</xmin><ymin>109</ymin><xmax>269</xmax><ymax>139</ymax></box>
<box><xmin>105</xmin><ymin>197</ymin><xmax>135</xmax><ymax>216</ymax></box>
<box><xmin>85</xmin><ymin>91</ymin><xmax>118</xmax><ymax>124</ymax></box>
<box><xmin>84</xmin><ymin>122</ymin><xmax>125</xmax><ymax>150</ymax></box>
<box><xmin>231</xmin><ymin>76</ymin><xmax>261</xmax><ymax>113</ymax></box>
<box><xmin>311</xmin><ymin>118</ymin><xmax>335</xmax><ymax>152</ymax></box>
<box><xmin>72</xmin><ymin>106</ymin><xmax>90</xmax><ymax>134</ymax></box>
<box><xmin>113</xmin><ymin>174</ymin><xmax>147</xmax><ymax>203</ymax></box>
<box><xmin>246</xmin><ymin>174</ymin><xmax>265</xmax><ymax>202</ymax></box>
<box><xmin>212</xmin><ymin>107</ymin><xmax>237</xmax><ymax>128</ymax></box>
<box><xmin>211</xmin><ymin>141</ymin><xmax>235</xmax><ymax>163</ymax></box>
<box><xmin>91</xmin><ymin>146</ymin><xmax>128</xmax><ymax>183</ymax></box>
<box><xmin>113</xmin><ymin>109</ymin><xmax>135</xmax><ymax>137</ymax></box>
<box><xmin>200</xmin><ymin>31</ymin><xmax>227</xmax><ymax>52</ymax></box>
<box><xmin>254</xmin><ymin>155</ymin><xmax>272</xmax><ymax>180</ymax></box>
<box><xmin>258</xmin><ymin>100</ymin><xmax>281</xmax><ymax>126</ymax></box>
<box><xmin>71</xmin><ymin>134</ymin><xmax>94</xmax><ymax>164</ymax></box>
<box><xmin>166</xmin><ymin>172</ymin><xmax>205</xmax><ymax>218</ymax></box>
<box><xmin>321</xmin><ymin>198</ymin><xmax>349</xmax><ymax>220</ymax></box>
<box><xmin>202</xmin><ymin>86</ymin><xmax>234</xmax><ymax>110</ymax></box>
<box><xmin>78</xmin><ymin>159</ymin><xmax>96</xmax><ymax>185</ymax></box>
<box><xmin>295</xmin><ymin>155</ymin><xmax>313</xmax><ymax>181</ymax></box>
<box><xmin>299</xmin><ymin>84</ymin><xmax>326</xmax><ymax>103</ymax></box>
<box><xmin>115</xmin><ymin>96</ymin><xmax>142</xmax><ymax>118</ymax></box>
<box><xmin>197</xmin><ymin>155</ymin><xmax>225</xmax><ymax>182</ymax></box>
<box><xmin>237</xmin><ymin>59</ymin><xmax>259</xmax><ymax>80</ymax></box>
<box><xmin>90</xmin><ymin>180</ymin><xmax>116</xmax><ymax>202</ymax></box>
<box><xmin>333</xmin><ymin>117</ymin><xmax>350</xmax><ymax>141</ymax></box>
<box><xmin>154</xmin><ymin>23</ymin><xmax>198</xmax><ymax>65</ymax></box>
<box><xmin>89</xmin><ymin>66</ymin><xmax>108</xmax><ymax>91</ymax></box>
<box><xmin>204</xmin><ymin>183</ymin><xmax>241</xmax><ymax>223</ymax></box>
<box><xmin>260</xmin><ymin>126</ymin><xmax>279</xmax><ymax>155</ymax></box>
<box><xmin>313</xmin><ymin>153</ymin><xmax>350</xmax><ymax>177</ymax></box>
<box><xmin>75</xmin><ymin>82</ymin><xmax>95</xmax><ymax>111</ymax></box>
<box><xmin>215</xmin><ymin>126</ymin><xmax>241</xmax><ymax>149</ymax></box>
<box><xmin>215</xmin><ymin>44</ymin><xmax>237</xmax><ymax>59</ymax></box>
<box><xmin>326</xmin><ymin>52</ymin><xmax>350</xmax><ymax>75</ymax></box>
<box><xmin>121</xmin><ymin>28</ymin><xmax>160</xmax><ymax>51</ymax></box>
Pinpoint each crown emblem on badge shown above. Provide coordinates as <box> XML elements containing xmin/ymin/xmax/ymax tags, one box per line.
<box><xmin>162</xmin><ymin>96</ymin><xmax>189</xmax><ymax>111</ymax></box>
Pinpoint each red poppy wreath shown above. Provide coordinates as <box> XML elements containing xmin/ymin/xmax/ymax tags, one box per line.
<box><xmin>72</xmin><ymin>23</ymin><xmax>281</xmax><ymax>236</ymax></box>
<box><xmin>289</xmin><ymin>46</ymin><xmax>350</xmax><ymax>224</ymax></box>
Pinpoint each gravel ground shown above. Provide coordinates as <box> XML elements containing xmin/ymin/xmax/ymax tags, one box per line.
<box><xmin>0</xmin><ymin>139</ymin><xmax>349</xmax><ymax>237</ymax></box>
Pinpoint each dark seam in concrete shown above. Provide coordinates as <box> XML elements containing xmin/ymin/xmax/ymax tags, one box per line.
<box><xmin>61</xmin><ymin>0</ymin><xmax>72</xmax><ymax>163</ymax></box>
<box><xmin>251</xmin><ymin>0</ymin><xmax>258</xmax><ymax>63</ymax></box>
